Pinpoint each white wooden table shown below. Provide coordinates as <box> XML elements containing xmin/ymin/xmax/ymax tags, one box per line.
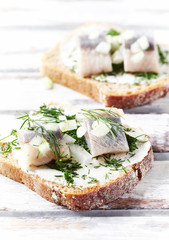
<box><xmin>1</xmin><ymin>1</ymin><xmax>169</xmax><ymax>239</ymax></box>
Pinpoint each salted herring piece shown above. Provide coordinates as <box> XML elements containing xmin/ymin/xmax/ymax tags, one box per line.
<box><xmin>78</xmin><ymin>34</ymin><xmax>112</xmax><ymax>77</ymax></box>
<box><xmin>123</xmin><ymin>36</ymin><xmax>159</xmax><ymax>73</ymax></box>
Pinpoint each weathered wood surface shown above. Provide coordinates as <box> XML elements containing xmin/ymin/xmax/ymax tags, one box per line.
<box><xmin>0</xmin><ymin>76</ymin><xmax>169</xmax><ymax>114</ymax></box>
<box><xmin>0</xmin><ymin>158</ymin><xmax>168</xmax><ymax>213</ymax></box>
<box><xmin>1</xmin><ymin>216</ymin><xmax>169</xmax><ymax>240</ymax></box>
<box><xmin>1</xmin><ymin>0</ymin><xmax>169</xmax><ymax>237</ymax></box>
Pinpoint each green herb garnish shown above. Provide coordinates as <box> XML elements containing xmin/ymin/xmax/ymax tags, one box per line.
<box><xmin>157</xmin><ymin>45</ymin><xmax>169</xmax><ymax>64</ymax></box>
<box><xmin>88</xmin><ymin>177</ymin><xmax>99</xmax><ymax>184</ymax></box>
<box><xmin>47</xmin><ymin>159</ymin><xmax>82</xmax><ymax>186</ymax></box>
<box><xmin>0</xmin><ymin>129</ymin><xmax>19</xmax><ymax>157</ymax></box>
<box><xmin>103</xmin><ymin>154</ymin><xmax>126</xmax><ymax>173</ymax></box>
<box><xmin>107</xmin><ymin>29</ymin><xmax>120</xmax><ymax>36</ymax></box>
<box><xmin>125</xmin><ymin>134</ymin><xmax>138</xmax><ymax>152</ymax></box>
<box><xmin>109</xmin><ymin>63</ymin><xmax>124</xmax><ymax>75</ymax></box>
<box><xmin>64</xmin><ymin>129</ymin><xmax>90</xmax><ymax>152</ymax></box>
<box><xmin>82</xmin><ymin>174</ymin><xmax>87</xmax><ymax>180</ymax></box>
<box><xmin>17</xmin><ymin>110</ymin><xmax>62</xmax><ymax>160</ymax></box>
<box><xmin>134</xmin><ymin>72</ymin><xmax>158</xmax><ymax>85</ymax></box>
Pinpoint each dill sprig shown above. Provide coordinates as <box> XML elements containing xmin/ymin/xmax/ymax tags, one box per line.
<box><xmin>35</xmin><ymin>104</ymin><xmax>65</xmax><ymax>122</ymax></box>
<box><xmin>157</xmin><ymin>45</ymin><xmax>169</xmax><ymax>64</ymax></box>
<box><xmin>35</xmin><ymin>125</ymin><xmax>61</xmax><ymax>159</ymax></box>
<box><xmin>33</xmin><ymin>104</ymin><xmax>76</xmax><ymax>123</ymax></box>
<box><xmin>0</xmin><ymin>129</ymin><xmax>19</xmax><ymax>157</ymax></box>
<box><xmin>80</xmin><ymin>108</ymin><xmax>125</xmax><ymax>140</ymax></box>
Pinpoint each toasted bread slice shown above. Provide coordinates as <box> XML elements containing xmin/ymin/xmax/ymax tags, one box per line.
<box><xmin>41</xmin><ymin>22</ymin><xmax>169</xmax><ymax>108</ymax></box>
<box><xmin>0</xmin><ymin>103</ymin><xmax>154</xmax><ymax>211</ymax></box>
<box><xmin>0</xmin><ymin>146</ymin><xmax>153</xmax><ymax>211</ymax></box>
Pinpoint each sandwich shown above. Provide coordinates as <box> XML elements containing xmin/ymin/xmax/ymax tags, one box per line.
<box><xmin>0</xmin><ymin>103</ymin><xmax>153</xmax><ymax>210</ymax></box>
<box><xmin>41</xmin><ymin>22</ymin><xmax>169</xmax><ymax>108</ymax></box>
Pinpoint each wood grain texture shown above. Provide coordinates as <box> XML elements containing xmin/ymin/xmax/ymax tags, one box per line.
<box><xmin>1</xmin><ymin>216</ymin><xmax>169</xmax><ymax>240</ymax></box>
<box><xmin>1</xmin><ymin>0</ymin><xmax>169</xmax><ymax>29</ymax></box>
<box><xmin>1</xmin><ymin>0</ymin><xmax>169</xmax><ymax>235</ymax></box>
<box><xmin>0</xmin><ymin>77</ymin><xmax>169</xmax><ymax>114</ymax></box>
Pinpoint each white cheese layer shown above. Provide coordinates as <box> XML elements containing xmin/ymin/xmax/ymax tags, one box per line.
<box><xmin>13</xmin><ymin>135</ymin><xmax>151</xmax><ymax>189</ymax></box>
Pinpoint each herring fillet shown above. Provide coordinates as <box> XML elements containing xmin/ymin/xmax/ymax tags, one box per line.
<box><xmin>78</xmin><ymin>34</ymin><xmax>112</xmax><ymax>77</ymax></box>
<box><xmin>123</xmin><ymin>37</ymin><xmax>159</xmax><ymax>73</ymax></box>
<box><xmin>84</xmin><ymin>117</ymin><xmax>129</xmax><ymax>157</ymax></box>
<box><xmin>17</xmin><ymin>128</ymin><xmax>70</xmax><ymax>167</ymax></box>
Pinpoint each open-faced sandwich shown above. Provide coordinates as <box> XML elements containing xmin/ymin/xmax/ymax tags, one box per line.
<box><xmin>0</xmin><ymin>104</ymin><xmax>153</xmax><ymax>210</ymax></box>
<box><xmin>41</xmin><ymin>22</ymin><xmax>169</xmax><ymax>108</ymax></box>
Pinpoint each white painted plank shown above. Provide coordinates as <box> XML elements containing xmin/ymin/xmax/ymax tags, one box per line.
<box><xmin>0</xmin><ymin>216</ymin><xmax>169</xmax><ymax>240</ymax></box>
<box><xmin>1</xmin><ymin>0</ymin><xmax>169</xmax><ymax>29</ymax></box>
<box><xmin>0</xmin><ymin>78</ymin><xmax>100</xmax><ymax>111</ymax></box>
<box><xmin>0</xmin><ymin>161</ymin><xmax>169</xmax><ymax>212</ymax></box>
<box><xmin>0</xmin><ymin>77</ymin><xmax>169</xmax><ymax>114</ymax></box>
<box><xmin>123</xmin><ymin>114</ymin><xmax>169</xmax><ymax>151</ymax></box>
<box><xmin>0</xmin><ymin>30</ymin><xmax>66</xmax><ymax>54</ymax></box>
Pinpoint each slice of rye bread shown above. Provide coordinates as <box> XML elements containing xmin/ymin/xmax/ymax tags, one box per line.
<box><xmin>41</xmin><ymin>22</ymin><xmax>169</xmax><ymax>108</ymax></box>
<box><xmin>0</xmin><ymin>147</ymin><xmax>153</xmax><ymax>211</ymax></box>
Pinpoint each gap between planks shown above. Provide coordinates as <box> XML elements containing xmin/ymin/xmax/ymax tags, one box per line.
<box><xmin>1</xmin><ymin>209</ymin><xmax>169</xmax><ymax>218</ymax></box>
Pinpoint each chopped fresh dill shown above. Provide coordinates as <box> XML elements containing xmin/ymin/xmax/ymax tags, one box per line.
<box><xmin>94</xmin><ymin>165</ymin><xmax>100</xmax><ymax>169</ymax></box>
<box><xmin>105</xmin><ymin>173</ymin><xmax>109</xmax><ymax>179</ymax></box>
<box><xmin>103</xmin><ymin>154</ymin><xmax>126</xmax><ymax>173</ymax></box>
<box><xmin>135</xmin><ymin>72</ymin><xmax>158</xmax><ymax>80</ymax></box>
<box><xmin>134</xmin><ymin>72</ymin><xmax>158</xmax><ymax>85</ymax></box>
<box><xmin>55</xmin><ymin>175</ymin><xmax>63</xmax><ymax>177</ymax></box>
<box><xmin>88</xmin><ymin>177</ymin><xmax>99</xmax><ymax>184</ymax></box>
<box><xmin>14</xmin><ymin>146</ymin><xmax>21</xmax><ymax>150</ymax></box>
<box><xmin>36</xmin><ymin>104</ymin><xmax>65</xmax><ymax>122</ymax></box>
<box><xmin>64</xmin><ymin>129</ymin><xmax>90</xmax><ymax>152</ymax></box>
<box><xmin>70</xmin><ymin>65</ymin><xmax>77</xmax><ymax>73</ymax></box>
<box><xmin>47</xmin><ymin>159</ymin><xmax>82</xmax><ymax>186</ymax></box>
<box><xmin>92</xmin><ymin>73</ymin><xmax>107</xmax><ymax>82</ymax></box>
<box><xmin>88</xmin><ymin>169</ymin><xmax>90</xmax><ymax>175</ymax></box>
<box><xmin>126</xmin><ymin>133</ymin><xmax>147</xmax><ymax>152</ymax></box>
<box><xmin>109</xmin><ymin>63</ymin><xmax>124</xmax><ymax>75</ymax></box>
<box><xmin>37</xmin><ymin>151</ymin><xmax>40</xmax><ymax>159</ymax></box>
<box><xmin>125</xmin><ymin>134</ymin><xmax>138</xmax><ymax>152</ymax></box>
<box><xmin>157</xmin><ymin>45</ymin><xmax>169</xmax><ymax>64</ymax></box>
<box><xmin>107</xmin><ymin>29</ymin><xmax>120</xmax><ymax>36</ymax></box>
<box><xmin>82</xmin><ymin>174</ymin><xmax>87</xmax><ymax>180</ymax></box>
<box><xmin>129</xmin><ymin>153</ymin><xmax>135</xmax><ymax>158</ymax></box>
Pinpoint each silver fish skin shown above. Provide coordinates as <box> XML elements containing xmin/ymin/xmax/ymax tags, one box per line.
<box><xmin>78</xmin><ymin>34</ymin><xmax>112</xmax><ymax>77</ymax></box>
<box><xmin>84</xmin><ymin>117</ymin><xmax>129</xmax><ymax>157</ymax></box>
<box><xmin>123</xmin><ymin>36</ymin><xmax>159</xmax><ymax>73</ymax></box>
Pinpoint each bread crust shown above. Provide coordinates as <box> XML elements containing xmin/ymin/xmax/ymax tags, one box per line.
<box><xmin>41</xmin><ymin>23</ymin><xmax>169</xmax><ymax>108</ymax></box>
<box><xmin>0</xmin><ymin>147</ymin><xmax>153</xmax><ymax>211</ymax></box>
